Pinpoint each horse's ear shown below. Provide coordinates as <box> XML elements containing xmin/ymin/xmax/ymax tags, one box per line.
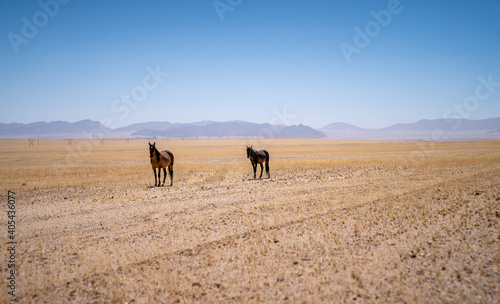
<box><xmin>153</xmin><ymin>142</ymin><xmax>156</xmax><ymax>146</ymax></box>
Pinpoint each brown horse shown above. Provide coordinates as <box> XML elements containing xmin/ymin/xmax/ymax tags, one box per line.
<box><xmin>246</xmin><ymin>146</ymin><xmax>270</xmax><ymax>179</ymax></box>
<box><xmin>149</xmin><ymin>142</ymin><xmax>174</xmax><ymax>186</ymax></box>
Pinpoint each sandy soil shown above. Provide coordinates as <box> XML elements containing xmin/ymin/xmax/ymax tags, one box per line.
<box><xmin>0</xmin><ymin>139</ymin><xmax>499</xmax><ymax>303</ymax></box>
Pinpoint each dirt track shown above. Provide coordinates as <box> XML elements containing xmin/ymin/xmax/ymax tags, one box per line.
<box><xmin>1</xmin><ymin>139</ymin><xmax>499</xmax><ymax>303</ymax></box>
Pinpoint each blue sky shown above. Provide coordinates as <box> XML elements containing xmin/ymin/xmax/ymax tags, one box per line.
<box><xmin>1</xmin><ymin>0</ymin><xmax>499</xmax><ymax>129</ymax></box>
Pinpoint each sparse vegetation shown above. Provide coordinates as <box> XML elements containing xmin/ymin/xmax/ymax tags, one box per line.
<box><xmin>0</xmin><ymin>138</ymin><xmax>499</xmax><ymax>303</ymax></box>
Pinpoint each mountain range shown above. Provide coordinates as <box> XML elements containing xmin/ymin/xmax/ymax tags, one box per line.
<box><xmin>1</xmin><ymin>118</ymin><xmax>499</xmax><ymax>141</ymax></box>
<box><xmin>320</xmin><ymin>118</ymin><xmax>500</xmax><ymax>141</ymax></box>
<box><xmin>124</xmin><ymin>121</ymin><xmax>325</xmax><ymax>139</ymax></box>
<box><xmin>0</xmin><ymin>120</ymin><xmax>325</xmax><ymax>139</ymax></box>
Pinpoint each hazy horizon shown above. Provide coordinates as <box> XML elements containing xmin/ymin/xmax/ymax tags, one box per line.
<box><xmin>2</xmin><ymin>116</ymin><xmax>500</xmax><ymax>131</ymax></box>
<box><xmin>1</xmin><ymin>1</ymin><xmax>499</xmax><ymax>129</ymax></box>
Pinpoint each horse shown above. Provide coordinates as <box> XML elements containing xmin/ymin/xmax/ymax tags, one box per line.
<box><xmin>149</xmin><ymin>142</ymin><xmax>174</xmax><ymax>187</ymax></box>
<box><xmin>246</xmin><ymin>146</ymin><xmax>270</xmax><ymax>179</ymax></box>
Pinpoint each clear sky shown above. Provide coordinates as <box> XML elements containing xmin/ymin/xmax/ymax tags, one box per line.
<box><xmin>1</xmin><ymin>0</ymin><xmax>499</xmax><ymax>129</ymax></box>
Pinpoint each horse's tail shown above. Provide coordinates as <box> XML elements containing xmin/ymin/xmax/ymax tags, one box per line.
<box><xmin>165</xmin><ymin>150</ymin><xmax>174</xmax><ymax>186</ymax></box>
<box><xmin>263</xmin><ymin>150</ymin><xmax>270</xmax><ymax>177</ymax></box>
<box><xmin>165</xmin><ymin>150</ymin><xmax>174</xmax><ymax>166</ymax></box>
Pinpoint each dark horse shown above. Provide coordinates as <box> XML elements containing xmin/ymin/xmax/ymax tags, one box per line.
<box><xmin>149</xmin><ymin>142</ymin><xmax>174</xmax><ymax>186</ymax></box>
<box><xmin>246</xmin><ymin>146</ymin><xmax>270</xmax><ymax>179</ymax></box>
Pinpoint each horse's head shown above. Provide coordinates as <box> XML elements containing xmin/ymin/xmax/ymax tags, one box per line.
<box><xmin>149</xmin><ymin>142</ymin><xmax>156</xmax><ymax>158</ymax></box>
<box><xmin>246</xmin><ymin>146</ymin><xmax>252</xmax><ymax>158</ymax></box>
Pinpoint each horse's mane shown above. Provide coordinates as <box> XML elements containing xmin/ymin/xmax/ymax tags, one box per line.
<box><xmin>154</xmin><ymin>146</ymin><xmax>161</xmax><ymax>161</ymax></box>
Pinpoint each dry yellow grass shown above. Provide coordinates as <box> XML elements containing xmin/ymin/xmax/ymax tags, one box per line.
<box><xmin>0</xmin><ymin>138</ymin><xmax>499</xmax><ymax>303</ymax></box>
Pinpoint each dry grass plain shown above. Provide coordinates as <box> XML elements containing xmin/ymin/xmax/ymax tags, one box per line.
<box><xmin>0</xmin><ymin>138</ymin><xmax>499</xmax><ymax>303</ymax></box>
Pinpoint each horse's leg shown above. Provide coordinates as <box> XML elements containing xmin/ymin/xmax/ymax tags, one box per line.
<box><xmin>266</xmin><ymin>160</ymin><xmax>270</xmax><ymax>178</ymax></box>
<box><xmin>162</xmin><ymin>168</ymin><xmax>167</xmax><ymax>186</ymax></box>
<box><xmin>259</xmin><ymin>163</ymin><xmax>264</xmax><ymax>179</ymax></box>
<box><xmin>157</xmin><ymin>168</ymin><xmax>162</xmax><ymax>187</ymax></box>
<box><xmin>153</xmin><ymin>168</ymin><xmax>157</xmax><ymax>187</ymax></box>
<box><xmin>252</xmin><ymin>163</ymin><xmax>257</xmax><ymax>179</ymax></box>
<box><xmin>168</xmin><ymin>165</ymin><xmax>173</xmax><ymax>186</ymax></box>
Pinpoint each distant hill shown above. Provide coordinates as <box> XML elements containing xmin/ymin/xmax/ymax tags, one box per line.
<box><xmin>321</xmin><ymin>118</ymin><xmax>500</xmax><ymax>141</ymax></box>
<box><xmin>131</xmin><ymin>121</ymin><xmax>326</xmax><ymax>139</ymax></box>
<box><xmin>383</xmin><ymin>118</ymin><xmax>500</xmax><ymax>131</ymax></box>
<box><xmin>0</xmin><ymin>120</ymin><xmax>111</xmax><ymax>139</ymax></box>
<box><xmin>114</xmin><ymin>121</ymin><xmax>174</xmax><ymax>132</ymax></box>
<box><xmin>321</xmin><ymin>122</ymin><xmax>364</xmax><ymax>131</ymax></box>
<box><xmin>114</xmin><ymin>120</ymin><xmax>218</xmax><ymax>133</ymax></box>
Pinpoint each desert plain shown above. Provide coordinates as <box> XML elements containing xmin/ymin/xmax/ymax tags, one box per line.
<box><xmin>0</xmin><ymin>138</ymin><xmax>499</xmax><ymax>303</ymax></box>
